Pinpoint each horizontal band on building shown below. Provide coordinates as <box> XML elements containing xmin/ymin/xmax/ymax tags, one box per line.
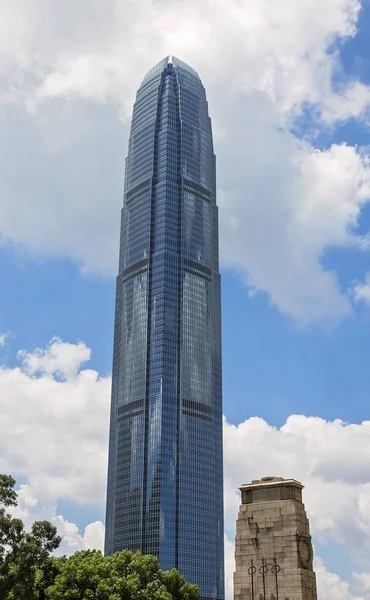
<box><xmin>120</xmin><ymin>260</ymin><xmax>148</xmax><ymax>283</ymax></box>
<box><xmin>118</xmin><ymin>399</ymin><xmax>144</xmax><ymax>416</ymax></box>
<box><xmin>182</xmin><ymin>399</ymin><xmax>213</xmax><ymax>421</ymax></box>
<box><xmin>117</xmin><ymin>398</ymin><xmax>213</xmax><ymax>422</ymax></box>
<box><xmin>182</xmin><ymin>398</ymin><xmax>213</xmax><ymax>414</ymax></box>
<box><xmin>124</xmin><ymin>178</ymin><xmax>212</xmax><ymax>206</ymax></box>
<box><xmin>182</xmin><ymin>409</ymin><xmax>213</xmax><ymax>422</ymax></box>
<box><xmin>183</xmin><ymin>257</ymin><xmax>212</xmax><ymax>280</ymax></box>
<box><xmin>125</xmin><ymin>179</ymin><xmax>152</xmax><ymax>204</ymax></box>
<box><xmin>120</xmin><ymin>257</ymin><xmax>212</xmax><ymax>283</ymax></box>
<box><xmin>183</xmin><ymin>178</ymin><xmax>212</xmax><ymax>201</ymax></box>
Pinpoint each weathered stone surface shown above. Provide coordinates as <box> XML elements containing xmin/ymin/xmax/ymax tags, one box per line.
<box><xmin>234</xmin><ymin>477</ymin><xmax>317</xmax><ymax>600</ymax></box>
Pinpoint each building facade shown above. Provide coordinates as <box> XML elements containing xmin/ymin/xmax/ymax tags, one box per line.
<box><xmin>105</xmin><ymin>56</ymin><xmax>224</xmax><ymax>600</ymax></box>
<box><xmin>234</xmin><ymin>477</ymin><xmax>317</xmax><ymax>600</ymax></box>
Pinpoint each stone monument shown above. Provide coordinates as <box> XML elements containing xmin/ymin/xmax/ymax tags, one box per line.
<box><xmin>234</xmin><ymin>477</ymin><xmax>317</xmax><ymax>600</ymax></box>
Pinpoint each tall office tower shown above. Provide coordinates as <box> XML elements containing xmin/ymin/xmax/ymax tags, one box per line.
<box><xmin>105</xmin><ymin>56</ymin><xmax>224</xmax><ymax>600</ymax></box>
<box><xmin>234</xmin><ymin>477</ymin><xmax>318</xmax><ymax>600</ymax></box>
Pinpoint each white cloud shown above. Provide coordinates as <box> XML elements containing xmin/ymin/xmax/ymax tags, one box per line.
<box><xmin>353</xmin><ymin>572</ymin><xmax>370</xmax><ymax>597</ymax></box>
<box><xmin>218</xmin><ymin>112</ymin><xmax>370</xmax><ymax>323</ymax></box>
<box><xmin>2</xmin><ymin>337</ymin><xmax>370</xmax><ymax>597</ymax></box>
<box><xmin>315</xmin><ymin>557</ymin><xmax>365</xmax><ymax>600</ymax></box>
<box><xmin>0</xmin><ymin>0</ymin><xmax>370</xmax><ymax>322</ymax></box>
<box><xmin>223</xmin><ymin>415</ymin><xmax>370</xmax><ymax>598</ymax></box>
<box><xmin>0</xmin><ymin>332</ymin><xmax>8</xmax><ymax>346</ymax></box>
<box><xmin>54</xmin><ymin>516</ymin><xmax>105</xmax><ymax>554</ymax></box>
<box><xmin>17</xmin><ymin>336</ymin><xmax>91</xmax><ymax>379</ymax></box>
<box><xmin>224</xmin><ymin>535</ymin><xmax>235</xmax><ymax>600</ymax></box>
<box><xmin>0</xmin><ymin>0</ymin><xmax>366</xmax><ymax>121</ymax></box>
<box><xmin>10</xmin><ymin>483</ymin><xmax>105</xmax><ymax>555</ymax></box>
<box><xmin>0</xmin><ymin>337</ymin><xmax>110</xmax><ymax>507</ymax></box>
<box><xmin>223</xmin><ymin>415</ymin><xmax>370</xmax><ymax>550</ymax></box>
<box><xmin>353</xmin><ymin>273</ymin><xmax>370</xmax><ymax>304</ymax></box>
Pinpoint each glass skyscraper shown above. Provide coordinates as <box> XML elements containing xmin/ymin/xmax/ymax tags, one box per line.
<box><xmin>105</xmin><ymin>56</ymin><xmax>224</xmax><ymax>600</ymax></box>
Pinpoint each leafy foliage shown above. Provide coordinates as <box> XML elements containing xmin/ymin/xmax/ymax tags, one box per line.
<box><xmin>0</xmin><ymin>474</ymin><xmax>61</xmax><ymax>600</ymax></box>
<box><xmin>45</xmin><ymin>549</ymin><xmax>200</xmax><ymax>600</ymax></box>
<box><xmin>0</xmin><ymin>474</ymin><xmax>200</xmax><ymax>600</ymax></box>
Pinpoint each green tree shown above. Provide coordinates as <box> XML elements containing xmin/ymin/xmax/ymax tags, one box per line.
<box><xmin>1</xmin><ymin>474</ymin><xmax>200</xmax><ymax>600</ymax></box>
<box><xmin>0</xmin><ymin>474</ymin><xmax>61</xmax><ymax>600</ymax></box>
<box><xmin>45</xmin><ymin>549</ymin><xmax>200</xmax><ymax>600</ymax></box>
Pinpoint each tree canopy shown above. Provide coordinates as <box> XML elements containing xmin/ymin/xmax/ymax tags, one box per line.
<box><xmin>0</xmin><ymin>474</ymin><xmax>200</xmax><ymax>600</ymax></box>
<box><xmin>0</xmin><ymin>474</ymin><xmax>61</xmax><ymax>599</ymax></box>
<box><xmin>46</xmin><ymin>549</ymin><xmax>200</xmax><ymax>600</ymax></box>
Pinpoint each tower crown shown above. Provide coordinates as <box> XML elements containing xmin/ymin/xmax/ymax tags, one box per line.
<box><xmin>140</xmin><ymin>55</ymin><xmax>201</xmax><ymax>87</ymax></box>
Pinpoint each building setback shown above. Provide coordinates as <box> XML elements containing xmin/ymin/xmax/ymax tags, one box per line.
<box><xmin>234</xmin><ymin>477</ymin><xmax>318</xmax><ymax>600</ymax></box>
<box><xmin>105</xmin><ymin>56</ymin><xmax>224</xmax><ymax>600</ymax></box>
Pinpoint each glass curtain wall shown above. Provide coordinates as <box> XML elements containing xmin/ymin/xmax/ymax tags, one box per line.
<box><xmin>105</xmin><ymin>56</ymin><xmax>224</xmax><ymax>600</ymax></box>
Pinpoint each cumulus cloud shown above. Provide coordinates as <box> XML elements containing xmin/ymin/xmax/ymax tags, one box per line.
<box><xmin>353</xmin><ymin>273</ymin><xmax>370</xmax><ymax>304</ymax></box>
<box><xmin>2</xmin><ymin>337</ymin><xmax>370</xmax><ymax>597</ymax></box>
<box><xmin>0</xmin><ymin>0</ymin><xmax>370</xmax><ymax>322</ymax></box>
<box><xmin>54</xmin><ymin>516</ymin><xmax>105</xmax><ymax>554</ymax></box>
<box><xmin>223</xmin><ymin>415</ymin><xmax>370</xmax><ymax>549</ymax></box>
<box><xmin>0</xmin><ymin>0</ymin><xmax>366</xmax><ymax>120</ymax></box>
<box><xmin>0</xmin><ymin>337</ymin><xmax>110</xmax><ymax>506</ymax></box>
<box><xmin>353</xmin><ymin>572</ymin><xmax>370</xmax><ymax>597</ymax></box>
<box><xmin>223</xmin><ymin>415</ymin><xmax>370</xmax><ymax>598</ymax></box>
<box><xmin>315</xmin><ymin>557</ymin><xmax>365</xmax><ymax>600</ymax></box>
<box><xmin>218</xmin><ymin>112</ymin><xmax>370</xmax><ymax>323</ymax></box>
<box><xmin>17</xmin><ymin>336</ymin><xmax>91</xmax><ymax>378</ymax></box>
<box><xmin>10</xmin><ymin>483</ymin><xmax>105</xmax><ymax>555</ymax></box>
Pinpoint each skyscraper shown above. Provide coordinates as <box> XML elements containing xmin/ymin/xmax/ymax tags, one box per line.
<box><xmin>105</xmin><ymin>56</ymin><xmax>224</xmax><ymax>600</ymax></box>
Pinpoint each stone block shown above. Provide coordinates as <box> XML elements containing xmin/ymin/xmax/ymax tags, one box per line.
<box><xmin>234</xmin><ymin>477</ymin><xmax>318</xmax><ymax>600</ymax></box>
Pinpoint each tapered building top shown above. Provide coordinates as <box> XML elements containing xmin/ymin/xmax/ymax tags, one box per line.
<box><xmin>141</xmin><ymin>55</ymin><xmax>201</xmax><ymax>86</ymax></box>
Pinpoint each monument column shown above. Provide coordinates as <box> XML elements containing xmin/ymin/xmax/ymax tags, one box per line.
<box><xmin>234</xmin><ymin>477</ymin><xmax>317</xmax><ymax>600</ymax></box>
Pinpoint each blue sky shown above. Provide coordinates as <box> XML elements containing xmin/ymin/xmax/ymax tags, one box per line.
<box><xmin>2</xmin><ymin>1</ymin><xmax>370</xmax><ymax>599</ymax></box>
